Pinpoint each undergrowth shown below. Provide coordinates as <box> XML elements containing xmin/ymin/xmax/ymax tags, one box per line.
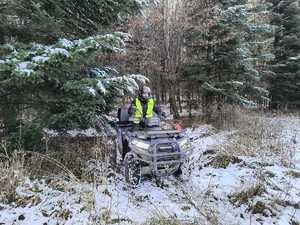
<box><xmin>208</xmin><ymin>154</ymin><xmax>242</xmax><ymax>169</ymax></box>
<box><xmin>214</xmin><ymin>106</ymin><xmax>297</xmax><ymax>167</ymax></box>
<box><xmin>0</xmin><ymin>151</ymin><xmax>26</xmax><ymax>204</ymax></box>
<box><xmin>229</xmin><ymin>182</ymin><xmax>265</xmax><ymax>206</ymax></box>
<box><xmin>145</xmin><ymin>217</ymin><xmax>198</xmax><ymax>225</ymax></box>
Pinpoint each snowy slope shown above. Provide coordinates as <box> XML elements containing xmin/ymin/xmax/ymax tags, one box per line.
<box><xmin>0</xmin><ymin>118</ymin><xmax>299</xmax><ymax>225</ymax></box>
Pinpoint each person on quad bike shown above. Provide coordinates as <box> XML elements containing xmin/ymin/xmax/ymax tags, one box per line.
<box><xmin>129</xmin><ymin>86</ymin><xmax>163</xmax><ymax>129</ymax></box>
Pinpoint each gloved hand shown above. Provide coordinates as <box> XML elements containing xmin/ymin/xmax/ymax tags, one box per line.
<box><xmin>161</xmin><ymin>111</ymin><xmax>167</xmax><ymax>118</ymax></box>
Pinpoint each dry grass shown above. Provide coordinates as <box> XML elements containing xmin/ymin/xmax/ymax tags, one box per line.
<box><xmin>229</xmin><ymin>182</ymin><xmax>265</xmax><ymax>207</ymax></box>
<box><xmin>214</xmin><ymin>107</ymin><xmax>297</xmax><ymax>167</ymax></box>
<box><xmin>0</xmin><ymin>151</ymin><xmax>26</xmax><ymax>204</ymax></box>
<box><xmin>249</xmin><ymin>201</ymin><xmax>271</xmax><ymax>215</ymax></box>
<box><xmin>212</xmin><ymin>104</ymin><xmax>243</xmax><ymax>130</ymax></box>
<box><xmin>207</xmin><ymin>154</ymin><xmax>242</xmax><ymax>169</ymax></box>
<box><xmin>81</xmin><ymin>137</ymin><xmax>116</xmax><ymax>184</ymax></box>
<box><xmin>23</xmin><ymin>133</ymin><xmax>116</xmax><ymax>184</ymax></box>
<box><xmin>272</xmin><ymin>198</ymin><xmax>300</xmax><ymax>209</ymax></box>
<box><xmin>26</xmin><ymin>151</ymin><xmax>79</xmax><ymax>182</ymax></box>
<box><xmin>0</xmin><ymin>131</ymin><xmax>116</xmax><ymax>211</ymax></box>
<box><xmin>179</xmin><ymin>183</ymin><xmax>220</xmax><ymax>225</ymax></box>
<box><xmin>145</xmin><ymin>217</ymin><xmax>182</xmax><ymax>225</ymax></box>
<box><xmin>145</xmin><ymin>217</ymin><xmax>198</xmax><ymax>225</ymax></box>
<box><xmin>43</xmin><ymin>135</ymin><xmax>100</xmax><ymax>177</ymax></box>
<box><xmin>286</xmin><ymin>170</ymin><xmax>300</xmax><ymax>178</ymax></box>
<box><xmin>0</xmin><ymin>149</ymin><xmax>82</xmax><ymax>204</ymax></box>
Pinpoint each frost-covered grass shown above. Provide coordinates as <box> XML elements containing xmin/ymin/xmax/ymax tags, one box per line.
<box><xmin>217</xmin><ymin>112</ymin><xmax>300</xmax><ymax>168</ymax></box>
<box><xmin>0</xmin><ymin>152</ymin><xmax>26</xmax><ymax>204</ymax></box>
<box><xmin>0</xmin><ymin>114</ymin><xmax>299</xmax><ymax>225</ymax></box>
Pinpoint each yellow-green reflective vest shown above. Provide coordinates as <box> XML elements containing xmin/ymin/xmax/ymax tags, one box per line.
<box><xmin>134</xmin><ymin>98</ymin><xmax>155</xmax><ymax>124</ymax></box>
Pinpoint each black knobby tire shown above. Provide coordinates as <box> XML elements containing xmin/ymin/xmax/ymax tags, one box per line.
<box><xmin>124</xmin><ymin>152</ymin><xmax>141</xmax><ymax>186</ymax></box>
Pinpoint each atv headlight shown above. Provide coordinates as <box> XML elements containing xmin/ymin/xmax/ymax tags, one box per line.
<box><xmin>178</xmin><ymin>138</ymin><xmax>192</xmax><ymax>150</ymax></box>
<box><xmin>131</xmin><ymin>139</ymin><xmax>150</xmax><ymax>150</ymax></box>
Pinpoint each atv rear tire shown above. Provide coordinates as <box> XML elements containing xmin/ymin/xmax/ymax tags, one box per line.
<box><xmin>124</xmin><ymin>152</ymin><xmax>141</xmax><ymax>186</ymax></box>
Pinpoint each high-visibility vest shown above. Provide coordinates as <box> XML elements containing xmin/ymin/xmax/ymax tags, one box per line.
<box><xmin>134</xmin><ymin>98</ymin><xmax>155</xmax><ymax>124</ymax></box>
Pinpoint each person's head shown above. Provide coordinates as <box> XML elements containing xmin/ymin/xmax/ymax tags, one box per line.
<box><xmin>139</xmin><ymin>86</ymin><xmax>152</xmax><ymax>101</ymax></box>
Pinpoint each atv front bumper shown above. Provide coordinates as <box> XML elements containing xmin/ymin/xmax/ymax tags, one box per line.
<box><xmin>130</xmin><ymin>142</ymin><xmax>193</xmax><ymax>177</ymax></box>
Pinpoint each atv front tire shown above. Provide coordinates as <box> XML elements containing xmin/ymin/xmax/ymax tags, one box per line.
<box><xmin>175</xmin><ymin>159</ymin><xmax>192</xmax><ymax>181</ymax></box>
<box><xmin>124</xmin><ymin>152</ymin><xmax>141</xmax><ymax>186</ymax></box>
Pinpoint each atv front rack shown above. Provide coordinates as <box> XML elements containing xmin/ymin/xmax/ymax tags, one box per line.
<box><xmin>131</xmin><ymin>140</ymin><xmax>188</xmax><ymax>177</ymax></box>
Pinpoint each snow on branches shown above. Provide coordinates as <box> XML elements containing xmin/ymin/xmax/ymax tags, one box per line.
<box><xmin>0</xmin><ymin>33</ymin><xmax>147</xmax><ymax>130</ymax></box>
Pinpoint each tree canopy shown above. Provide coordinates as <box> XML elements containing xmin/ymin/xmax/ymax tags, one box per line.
<box><xmin>0</xmin><ymin>0</ymin><xmax>141</xmax><ymax>44</ymax></box>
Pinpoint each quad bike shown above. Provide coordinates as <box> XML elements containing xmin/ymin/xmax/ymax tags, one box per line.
<box><xmin>113</xmin><ymin>107</ymin><xmax>193</xmax><ymax>186</ymax></box>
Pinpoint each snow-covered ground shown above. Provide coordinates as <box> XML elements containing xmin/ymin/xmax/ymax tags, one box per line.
<box><xmin>0</xmin><ymin>116</ymin><xmax>299</xmax><ymax>225</ymax></box>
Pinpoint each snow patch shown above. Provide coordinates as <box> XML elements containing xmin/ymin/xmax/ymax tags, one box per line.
<box><xmin>17</xmin><ymin>61</ymin><xmax>34</xmax><ymax>75</ymax></box>
<box><xmin>58</xmin><ymin>38</ymin><xmax>75</xmax><ymax>49</ymax></box>
<box><xmin>32</xmin><ymin>55</ymin><xmax>49</xmax><ymax>63</ymax></box>
<box><xmin>43</xmin><ymin>128</ymin><xmax>100</xmax><ymax>137</ymax></box>
<box><xmin>97</xmin><ymin>80</ymin><xmax>107</xmax><ymax>94</ymax></box>
<box><xmin>47</xmin><ymin>48</ymin><xmax>70</xmax><ymax>57</ymax></box>
<box><xmin>87</xmin><ymin>87</ymin><xmax>96</xmax><ymax>96</ymax></box>
<box><xmin>67</xmin><ymin>128</ymin><xmax>100</xmax><ymax>137</ymax></box>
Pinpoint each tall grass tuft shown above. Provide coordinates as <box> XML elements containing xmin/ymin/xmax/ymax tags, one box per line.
<box><xmin>0</xmin><ymin>151</ymin><xmax>26</xmax><ymax>203</ymax></box>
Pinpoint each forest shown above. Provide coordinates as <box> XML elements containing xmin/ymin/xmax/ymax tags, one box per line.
<box><xmin>0</xmin><ymin>0</ymin><xmax>300</xmax><ymax>225</ymax></box>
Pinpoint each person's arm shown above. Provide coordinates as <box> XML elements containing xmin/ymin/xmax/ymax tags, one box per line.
<box><xmin>128</xmin><ymin>98</ymin><xmax>136</xmax><ymax>115</ymax></box>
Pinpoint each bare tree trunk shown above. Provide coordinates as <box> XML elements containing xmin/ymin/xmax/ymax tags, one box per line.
<box><xmin>187</xmin><ymin>91</ymin><xmax>192</xmax><ymax>118</ymax></box>
<box><xmin>168</xmin><ymin>80</ymin><xmax>180</xmax><ymax>118</ymax></box>
<box><xmin>169</xmin><ymin>90</ymin><xmax>180</xmax><ymax>119</ymax></box>
<box><xmin>203</xmin><ymin>93</ymin><xmax>214</xmax><ymax>122</ymax></box>
<box><xmin>177</xmin><ymin>88</ymin><xmax>183</xmax><ymax>113</ymax></box>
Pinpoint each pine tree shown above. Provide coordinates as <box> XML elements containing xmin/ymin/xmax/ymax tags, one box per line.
<box><xmin>183</xmin><ymin>0</ymin><xmax>272</xmax><ymax>110</ymax></box>
<box><xmin>1</xmin><ymin>0</ymin><xmax>141</xmax><ymax>44</ymax></box>
<box><xmin>0</xmin><ymin>33</ymin><xmax>147</xmax><ymax>133</ymax></box>
<box><xmin>0</xmin><ymin>0</ymin><xmax>145</xmax><ymax>151</ymax></box>
<box><xmin>269</xmin><ymin>0</ymin><xmax>300</xmax><ymax>109</ymax></box>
